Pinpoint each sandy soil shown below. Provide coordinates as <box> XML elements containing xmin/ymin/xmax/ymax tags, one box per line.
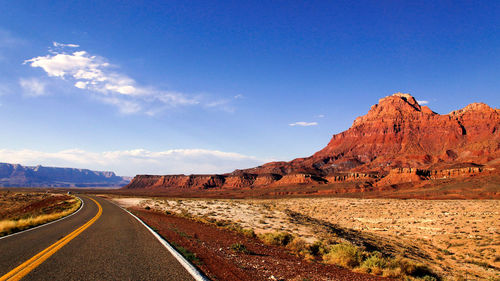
<box><xmin>113</xmin><ymin>197</ymin><xmax>318</xmax><ymax>242</ymax></box>
<box><xmin>272</xmin><ymin>198</ymin><xmax>500</xmax><ymax>280</ymax></box>
<box><xmin>112</xmin><ymin>196</ymin><xmax>500</xmax><ymax>280</ymax></box>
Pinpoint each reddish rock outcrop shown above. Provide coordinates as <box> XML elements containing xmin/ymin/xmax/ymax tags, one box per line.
<box><xmin>325</xmin><ymin>172</ymin><xmax>378</xmax><ymax>183</ymax></box>
<box><xmin>223</xmin><ymin>173</ymin><xmax>257</xmax><ymax>188</ymax></box>
<box><xmin>252</xmin><ymin>174</ymin><xmax>283</xmax><ymax>186</ymax></box>
<box><xmin>272</xmin><ymin>173</ymin><xmax>327</xmax><ymax>186</ymax></box>
<box><xmin>124</xmin><ymin>93</ymin><xmax>499</xmax><ymax>191</ymax></box>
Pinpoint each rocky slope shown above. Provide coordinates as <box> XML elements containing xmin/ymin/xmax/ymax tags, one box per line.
<box><xmin>0</xmin><ymin>163</ymin><xmax>130</xmax><ymax>187</ymax></box>
<box><xmin>124</xmin><ymin>93</ymin><xmax>499</xmax><ymax>191</ymax></box>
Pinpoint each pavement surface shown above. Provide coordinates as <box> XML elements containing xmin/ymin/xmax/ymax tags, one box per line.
<box><xmin>0</xmin><ymin>195</ymin><xmax>195</xmax><ymax>281</ymax></box>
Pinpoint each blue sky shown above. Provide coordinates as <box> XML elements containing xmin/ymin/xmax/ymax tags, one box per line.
<box><xmin>0</xmin><ymin>1</ymin><xmax>498</xmax><ymax>176</ymax></box>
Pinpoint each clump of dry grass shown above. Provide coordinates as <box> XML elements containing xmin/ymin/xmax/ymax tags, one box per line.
<box><xmin>323</xmin><ymin>242</ymin><xmax>363</xmax><ymax>268</ymax></box>
<box><xmin>286</xmin><ymin>238</ymin><xmax>319</xmax><ymax>261</ymax></box>
<box><xmin>258</xmin><ymin>231</ymin><xmax>294</xmax><ymax>246</ymax></box>
<box><xmin>0</xmin><ymin>198</ymin><xmax>81</xmax><ymax>236</ymax></box>
<box><xmin>382</xmin><ymin>257</ymin><xmax>438</xmax><ymax>280</ymax></box>
<box><xmin>358</xmin><ymin>251</ymin><xmax>387</xmax><ymax>275</ymax></box>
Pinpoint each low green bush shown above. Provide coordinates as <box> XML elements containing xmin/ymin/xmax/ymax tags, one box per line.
<box><xmin>231</xmin><ymin>242</ymin><xmax>249</xmax><ymax>253</ymax></box>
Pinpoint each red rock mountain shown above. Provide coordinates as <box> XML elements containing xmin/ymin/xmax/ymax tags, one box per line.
<box><xmin>247</xmin><ymin>93</ymin><xmax>500</xmax><ymax>175</ymax></box>
<box><xmin>124</xmin><ymin>93</ymin><xmax>500</xmax><ymax>191</ymax></box>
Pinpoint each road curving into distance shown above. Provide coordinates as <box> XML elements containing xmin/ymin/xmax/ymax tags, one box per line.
<box><xmin>0</xmin><ymin>195</ymin><xmax>195</xmax><ymax>281</ymax></box>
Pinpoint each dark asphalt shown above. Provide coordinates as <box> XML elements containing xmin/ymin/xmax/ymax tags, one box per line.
<box><xmin>0</xmin><ymin>195</ymin><xmax>195</xmax><ymax>281</ymax></box>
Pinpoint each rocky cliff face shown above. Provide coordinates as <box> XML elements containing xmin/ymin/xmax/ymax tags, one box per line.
<box><xmin>124</xmin><ymin>93</ymin><xmax>499</xmax><ymax>190</ymax></box>
<box><xmin>0</xmin><ymin>163</ymin><xmax>130</xmax><ymax>187</ymax></box>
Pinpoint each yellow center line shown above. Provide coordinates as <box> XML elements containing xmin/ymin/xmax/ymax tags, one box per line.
<box><xmin>0</xmin><ymin>197</ymin><xmax>103</xmax><ymax>281</ymax></box>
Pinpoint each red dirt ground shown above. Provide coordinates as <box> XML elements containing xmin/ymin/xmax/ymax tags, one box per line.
<box><xmin>132</xmin><ymin>208</ymin><xmax>389</xmax><ymax>281</ymax></box>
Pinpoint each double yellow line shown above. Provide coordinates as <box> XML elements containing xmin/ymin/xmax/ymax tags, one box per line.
<box><xmin>0</xmin><ymin>197</ymin><xmax>102</xmax><ymax>281</ymax></box>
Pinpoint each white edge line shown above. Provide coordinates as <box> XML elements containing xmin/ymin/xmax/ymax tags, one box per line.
<box><xmin>108</xmin><ymin>199</ymin><xmax>209</xmax><ymax>281</ymax></box>
<box><xmin>0</xmin><ymin>196</ymin><xmax>84</xmax><ymax>240</ymax></box>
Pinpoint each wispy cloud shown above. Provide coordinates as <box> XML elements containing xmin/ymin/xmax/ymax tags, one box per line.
<box><xmin>24</xmin><ymin>43</ymin><xmax>227</xmax><ymax>114</ymax></box>
<box><xmin>417</xmin><ymin>100</ymin><xmax>429</xmax><ymax>105</ymax></box>
<box><xmin>19</xmin><ymin>77</ymin><xmax>47</xmax><ymax>97</ymax></box>
<box><xmin>316</xmin><ymin>114</ymin><xmax>325</xmax><ymax>118</ymax></box>
<box><xmin>52</xmin><ymin>41</ymin><xmax>80</xmax><ymax>48</ymax></box>
<box><xmin>0</xmin><ymin>148</ymin><xmax>264</xmax><ymax>176</ymax></box>
<box><xmin>289</xmin><ymin>121</ymin><xmax>318</xmax><ymax>127</ymax></box>
<box><xmin>204</xmin><ymin>98</ymin><xmax>235</xmax><ymax>113</ymax></box>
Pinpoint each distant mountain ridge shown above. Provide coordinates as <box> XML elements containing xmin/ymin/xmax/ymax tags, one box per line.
<box><xmin>124</xmin><ymin>93</ymin><xmax>500</xmax><ymax>192</ymax></box>
<box><xmin>0</xmin><ymin>162</ymin><xmax>131</xmax><ymax>187</ymax></box>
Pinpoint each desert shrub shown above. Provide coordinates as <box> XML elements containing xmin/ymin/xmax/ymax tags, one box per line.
<box><xmin>239</xmin><ymin>228</ymin><xmax>256</xmax><ymax>238</ymax></box>
<box><xmin>382</xmin><ymin>267</ymin><xmax>403</xmax><ymax>278</ymax></box>
<box><xmin>323</xmin><ymin>243</ymin><xmax>363</xmax><ymax>268</ymax></box>
<box><xmin>259</xmin><ymin>231</ymin><xmax>294</xmax><ymax>246</ymax></box>
<box><xmin>360</xmin><ymin>252</ymin><xmax>388</xmax><ymax>275</ymax></box>
<box><xmin>215</xmin><ymin>219</ymin><xmax>231</xmax><ymax>227</ymax></box>
<box><xmin>308</xmin><ymin>240</ymin><xmax>329</xmax><ymax>257</ymax></box>
<box><xmin>195</xmin><ymin>215</ymin><xmax>216</xmax><ymax>224</ymax></box>
<box><xmin>171</xmin><ymin>242</ymin><xmax>201</xmax><ymax>265</ymax></box>
<box><xmin>179</xmin><ymin>208</ymin><xmax>191</xmax><ymax>218</ymax></box>
<box><xmin>231</xmin><ymin>243</ymin><xmax>249</xmax><ymax>253</ymax></box>
<box><xmin>286</xmin><ymin>238</ymin><xmax>311</xmax><ymax>257</ymax></box>
<box><xmin>384</xmin><ymin>257</ymin><xmax>439</xmax><ymax>280</ymax></box>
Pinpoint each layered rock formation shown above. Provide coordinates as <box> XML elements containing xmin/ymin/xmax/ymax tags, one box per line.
<box><xmin>0</xmin><ymin>163</ymin><xmax>130</xmax><ymax>187</ymax></box>
<box><xmin>124</xmin><ymin>93</ymin><xmax>499</xmax><ymax>190</ymax></box>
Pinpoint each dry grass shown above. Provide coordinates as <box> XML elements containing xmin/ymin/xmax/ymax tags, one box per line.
<box><xmin>259</xmin><ymin>231</ymin><xmax>294</xmax><ymax>246</ymax></box>
<box><xmin>0</xmin><ymin>197</ymin><xmax>81</xmax><ymax>236</ymax></box>
<box><xmin>323</xmin><ymin>242</ymin><xmax>363</xmax><ymax>268</ymax></box>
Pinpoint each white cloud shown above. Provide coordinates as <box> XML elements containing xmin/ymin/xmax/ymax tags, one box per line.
<box><xmin>316</xmin><ymin>114</ymin><xmax>325</xmax><ymax>118</ymax></box>
<box><xmin>0</xmin><ymin>148</ymin><xmax>264</xmax><ymax>176</ymax></box>
<box><xmin>234</xmin><ymin>94</ymin><xmax>244</xmax><ymax>99</ymax></box>
<box><xmin>417</xmin><ymin>100</ymin><xmax>429</xmax><ymax>105</ymax></box>
<box><xmin>289</xmin><ymin>121</ymin><xmax>318</xmax><ymax>127</ymax></box>
<box><xmin>19</xmin><ymin>78</ymin><xmax>47</xmax><ymax>97</ymax></box>
<box><xmin>24</xmin><ymin>44</ymin><xmax>224</xmax><ymax>114</ymax></box>
<box><xmin>52</xmin><ymin>41</ymin><xmax>80</xmax><ymax>48</ymax></box>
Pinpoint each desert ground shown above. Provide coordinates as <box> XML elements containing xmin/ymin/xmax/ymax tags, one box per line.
<box><xmin>0</xmin><ymin>190</ymin><xmax>81</xmax><ymax>236</ymax></box>
<box><xmin>113</xmin><ymin>196</ymin><xmax>500</xmax><ymax>281</ymax></box>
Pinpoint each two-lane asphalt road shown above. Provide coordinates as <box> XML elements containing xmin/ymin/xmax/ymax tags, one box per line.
<box><xmin>0</xmin><ymin>195</ymin><xmax>196</xmax><ymax>281</ymax></box>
